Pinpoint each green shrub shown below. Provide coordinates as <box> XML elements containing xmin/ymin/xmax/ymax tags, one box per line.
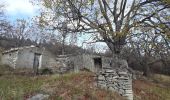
<box><xmin>0</xmin><ymin>64</ymin><xmax>14</xmax><ymax>75</ymax></box>
<box><xmin>40</xmin><ymin>68</ymin><xmax>53</xmax><ymax>75</ymax></box>
<box><xmin>80</xmin><ymin>68</ymin><xmax>91</xmax><ymax>72</ymax></box>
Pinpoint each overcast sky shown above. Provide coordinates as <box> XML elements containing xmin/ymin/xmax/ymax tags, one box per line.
<box><xmin>2</xmin><ymin>0</ymin><xmax>39</xmax><ymax>21</ymax></box>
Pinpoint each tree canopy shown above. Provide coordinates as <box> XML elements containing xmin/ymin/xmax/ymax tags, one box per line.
<box><xmin>35</xmin><ymin>0</ymin><xmax>170</xmax><ymax>57</ymax></box>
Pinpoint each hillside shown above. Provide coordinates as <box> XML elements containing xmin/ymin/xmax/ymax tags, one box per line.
<box><xmin>0</xmin><ymin>66</ymin><xmax>170</xmax><ymax>100</ymax></box>
<box><xmin>133</xmin><ymin>76</ymin><xmax>170</xmax><ymax>100</ymax></box>
<box><xmin>0</xmin><ymin>70</ymin><xmax>123</xmax><ymax>100</ymax></box>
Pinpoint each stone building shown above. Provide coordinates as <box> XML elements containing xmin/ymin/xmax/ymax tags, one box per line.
<box><xmin>1</xmin><ymin>45</ymin><xmax>57</xmax><ymax>73</ymax></box>
<box><xmin>56</xmin><ymin>54</ymin><xmax>112</xmax><ymax>73</ymax></box>
<box><xmin>1</xmin><ymin>46</ymin><xmax>112</xmax><ymax>73</ymax></box>
<box><xmin>1</xmin><ymin>46</ymin><xmax>133</xmax><ymax>99</ymax></box>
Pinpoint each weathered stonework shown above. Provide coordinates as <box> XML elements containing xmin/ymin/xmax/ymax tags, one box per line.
<box><xmin>54</xmin><ymin>55</ymin><xmax>74</xmax><ymax>73</ymax></box>
<box><xmin>1</xmin><ymin>46</ymin><xmax>134</xmax><ymax>99</ymax></box>
<box><xmin>1</xmin><ymin>46</ymin><xmax>58</xmax><ymax>71</ymax></box>
<box><xmin>96</xmin><ymin>67</ymin><xmax>133</xmax><ymax>100</ymax></box>
<box><xmin>55</xmin><ymin>54</ymin><xmax>134</xmax><ymax>100</ymax></box>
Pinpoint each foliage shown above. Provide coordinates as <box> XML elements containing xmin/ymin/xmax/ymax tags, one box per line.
<box><xmin>162</xmin><ymin>0</ymin><xmax>170</xmax><ymax>5</ymax></box>
<box><xmin>0</xmin><ymin>64</ymin><xmax>14</xmax><ymax>75</ymax></box>
<box><xmin>121</xmin><ymin>30</ymin><xmax>170</xmax><ymax>76</ymax></box>
<box><xmin>34</xmin><ymin>0</ymin><xmax>170</xmax><ymax>55</ymax></box>
<box><xmin>40</xmin><ymin>68</ymin><xmax>53</xmax><ymax>75</ymax></box>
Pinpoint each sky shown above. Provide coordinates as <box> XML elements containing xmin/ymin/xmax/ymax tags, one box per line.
<box><xmin>1</xmin><ymin>0</ymin><xmax>108</xmax><ymax>52</ymax></box>
<box><xmin>1</xmin><ymin>0</ymin><xmax>39</xmax><ymax>21</ymax></box>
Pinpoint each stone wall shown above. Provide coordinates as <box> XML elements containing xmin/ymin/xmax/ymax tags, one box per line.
<box><xmin>1</xmin><ymin>46</ymin><xmax>59</xmax><ymax>70</ymax></box>
<box><xmin>1</xmin><ymin>51</ymin><xmax>18</xmax><ymax>68</ymax></box>
<box><xmin>69</xmin><ymin>55</ymin><xmax>84</xmax><ymax>72</ymax></box>
<box><xmin>54</xmin><ymin>55</ymin><xmax>74</xmax><ymax>73</ymax></box>
<box><xmin>97</xmin><ymin>67</ymin><xmax>133</xmax><ymax>100</ymax></box>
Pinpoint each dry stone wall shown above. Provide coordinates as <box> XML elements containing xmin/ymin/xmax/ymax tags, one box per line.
<box><xmin>97</xmin><ymin>67</ymin><xmax>133</xmax><ymax>100</ymax></box>
<box><xmin>54</xmin><ymin>54</ymin><xmax>134</xmax><ymax>100</ymax></box>
<box><xmin>54</xmin><ymin>55</ymin><xmax>74</xmax><ymax>73</ymax></box>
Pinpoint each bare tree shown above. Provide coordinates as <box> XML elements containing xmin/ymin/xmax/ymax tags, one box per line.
<box><xmin>0</xmin><ymin>3</ymin><xmax>12</xmax><ymax>37</ymax></box>
<box><xmin>10</xmin><ymin>19</ymin><xmax>31</xmax><ymax>47</ymax></box>
<box><xmin>58</xmin><ymin>21</ymin><xmax>68</xmax><ymax>55</ymax></box>
<box><xmin>123</xmin><ymin>27</ymin><xmax>170</xmax><ymax>76</ymax></box>
<box><xmin>34</xmin><ymin>0</ymin><xmax>170</xmax><ymax>68</ymax></box>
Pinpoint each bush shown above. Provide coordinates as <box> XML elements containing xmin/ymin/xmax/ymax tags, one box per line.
<box><xmin>0</xmin><ymin>64</ymin><xmax>14</xmax><ymax>75</ymax></box>
<box><xmin>80</xmin><ymin>68</ymin><xmax>91</xmax><ymax>72</ymax></box>
<box><xmin>40</xmin><ymin>68</ymin><xmax>53</xmax><ymax>75</ymax></box>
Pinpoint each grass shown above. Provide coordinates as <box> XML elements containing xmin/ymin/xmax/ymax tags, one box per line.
<box><xmin>152</xmin><ymin>74</ymin><xmax>170</xmax><ymax>86</ymax></box>
<box><xmin>151</xmin><ymin>74</ymin><xmax>170</xmax><ymax>100</ymax></box>
<box><xmin>0</xmin><ymin>64</ymin><xmax>14</xmax><ymax>76</ymax></box>
<box><xmin>0</xmin><ymin>71</ymin><xmax>123</xmax><ymax>100</ymax></box>
<box><xmin>41</xmin><ymin>72</ymin><xmax>123</xmax><ymax>100</ymax></box>
<box><xmin>152</xmin><ymin>86</ymin><xmax>170</xmax><ymax>100</ymax></box>
<box><xmin>1</xmin><ymin>64</ymin><xmax>170</xmax><ymax>100</ymax></box>
<box><xmin>133</xmin><ymin>74</ymin><xmax>170</xmax><ymax>100</ymax></box>
<box><xmin>0</xmin><ymin>75</ymin><xmax>44</xmax><ymax>100</ymax></box>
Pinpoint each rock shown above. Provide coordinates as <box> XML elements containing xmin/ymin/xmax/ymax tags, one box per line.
<box><xmin>27</xmin><ymin>94</ymin><xmax>49</xmax><ymax>100</ymax></box>
<box><xmin>108</xmin><ymin>87</ymin><xmax>115</xmax><ymax>91</ymax></box>
<box><xmin>105</xmin><ymin>77</ymin><xmax>113</xmax><ymax>81</ymax></box>
<box><xmin>98</xmin><ymin>75</ymin><xmax>105</xmax><ymax>80</ymax></box>
<box><xmin>118</xmin><ymin>71</ymin><xmax>128</xmax><ymax>75</ymax></box>
<box><xmin>105</xmin><ymin>69</ymin><xmax>115</xmax><ymax>73</ymax></box>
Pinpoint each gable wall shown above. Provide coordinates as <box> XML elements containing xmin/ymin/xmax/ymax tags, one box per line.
<box><xmin>1</xmin><ymin>51</ymin><xmax>18</xmax><ymax>68</ymax></box>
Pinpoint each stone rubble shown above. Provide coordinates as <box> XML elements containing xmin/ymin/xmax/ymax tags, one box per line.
<box><xmin>27</xmin><ymin>94</ymin><xmax>49</xmax><ymax>100</ymax></box>
<box><xmin>96</xmin><ymin>67</ymin><xmax>133</xmax><ymax>100</ymax></box>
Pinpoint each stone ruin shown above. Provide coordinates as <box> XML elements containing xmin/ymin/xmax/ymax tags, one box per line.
<box><xmin>55</xmin><ymin>54</ymin><xmax>134</xmax><ymax>100</ymax></box>
<box><xmin>53</xmin><ymin>55</ymin><xmax>74</xmax><ymax>74</ymax></box>
<box><xmin>96</xmin><ymin>60</ymin><xmax>133</xmax><ymax>100</ymax></box>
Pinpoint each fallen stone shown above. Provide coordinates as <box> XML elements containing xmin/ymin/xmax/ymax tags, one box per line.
<box><xmin>98</xmin><ymin>75</ymin><xmax>105</xmax><ymax>80</ymax></box>
<box><xmin>27</xmin><ymin>94</ymin><xmax>49</xmax><ymax>100</ymax></box>
<box><xmin>105</xmin><ymin>69</ymin><xmax>115</xmax><ymax>73</ymax></box>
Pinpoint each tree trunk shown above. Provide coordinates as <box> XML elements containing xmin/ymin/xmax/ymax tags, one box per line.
<box><xmin>143</xmin><ymin>53</ymin><xmax>151</xmax><ymax>77</ymax></box>
<box><xmin>106</xmin><ymin>42</ymin><xmax>124</xmax><ymax>68</ymax></box>
<box><xmin>143</xmin><ymin>64</ymin><xmax>151</xmax><ymax>77</ymax></box>
<box><xmin>110</xmin><ymin>52</ymin><xmax>120</xmax><ymax>68</ymax></box>
<box><xmin>62</xmin><ymin>36</ymin><xmax>65</xmax><ymax>55</ymax></box>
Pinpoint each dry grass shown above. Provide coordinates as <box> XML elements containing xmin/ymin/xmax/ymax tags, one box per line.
<box><xmin>0</xmin><ymin>75</ymin><xmax>45</xmax><ymax>100</ymax></box>
<box><xmin>1</xmin><ymin>64</ymin><xmax>170</xmax><ymax>100</ymax></box>
<box><xmin>0</xmin><ymin>64</ymin><xmax>14</xmax><ymax>76</ymax></box>
<box><xmin>133</xmin><ymin>74</ymin><xmax>170</xmax><ymax>100</ymax></box>
<box><xmin>42</xmin><ymin>72</ymin><xmax>123</xmax><ymax>100</ymax></box>
<box><xmin>0</xmin><ymin>71</ymin><xmax>124</xmax><ymax>100</ymax></box>
<box><xmin>152</xmin><ymin>74</ymin><xmax>170</xmax><ymax>86</ymax></box>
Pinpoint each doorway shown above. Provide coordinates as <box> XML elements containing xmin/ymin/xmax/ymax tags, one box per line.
<box><xmin>93</xmin><ymin>57</ymin><xmax>102</xmax><ymax>69</ymax></box>
<box><xmin>33</xmin><ymin>53</ymin><xmax>42</xmax><ymax>74</ymax></box>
